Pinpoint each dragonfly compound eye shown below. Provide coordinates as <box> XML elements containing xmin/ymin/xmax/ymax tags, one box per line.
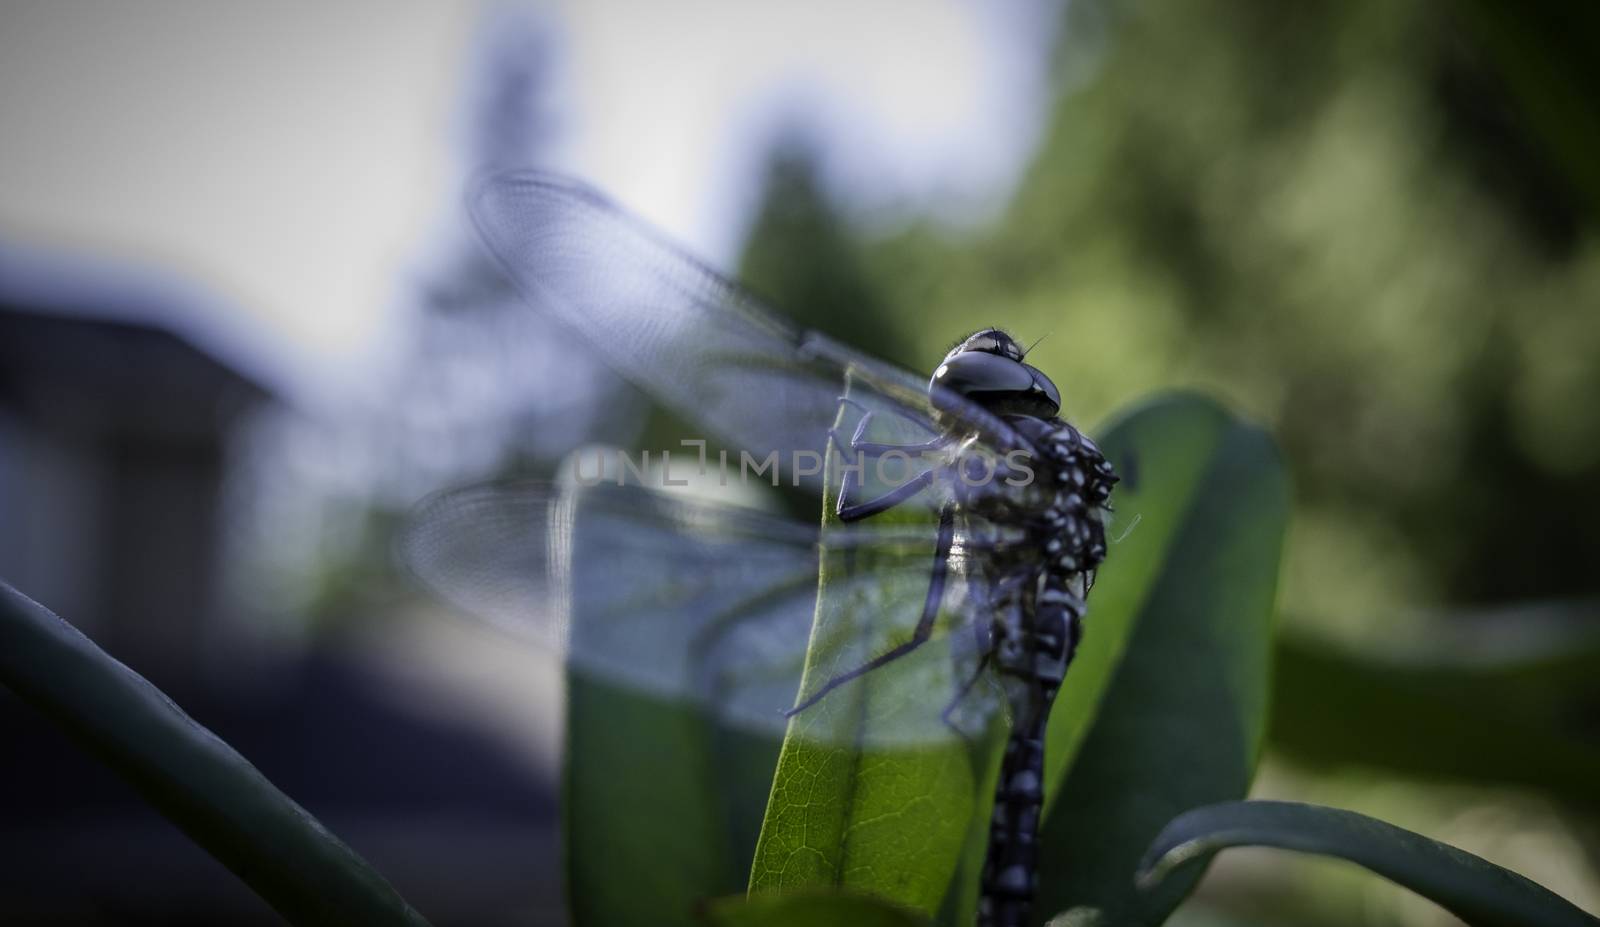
<box><xmin>950</xmin><ymin>328</ymin><xmax>1025</xmax><ymax>361</ymax></box>
<box><xmin>930</xmin><ymin>349</ymin><xmax>1062</xmax><ymax>418</ymax></box>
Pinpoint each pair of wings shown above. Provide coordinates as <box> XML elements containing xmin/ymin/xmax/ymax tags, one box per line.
<box><xmin>400</xmin><ymin>173</ymin><xmax>1025</xmax><ymax>743</ymax></box>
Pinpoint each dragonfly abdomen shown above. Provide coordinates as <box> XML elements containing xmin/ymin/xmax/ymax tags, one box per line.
<box><xmin>977</xmin><ymin>416</ymin><xmax>1114</xmax><ymax>927</ymax></box>
<box><xmin>978</xmin><ymin>565</ymin><xmax>1083</xmax><ymax>927</ymax></box>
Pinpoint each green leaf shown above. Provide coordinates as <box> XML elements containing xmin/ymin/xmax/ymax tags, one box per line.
<box><xmin>1029</xmin><ymin>392</ymin><xmax>1289</xmax><ymax>926</ymax></box>
<box><xmin>704</xmin><ymin>889</ymin><xmax>931</xmax><ymax>927</ymax></box>
<box><xmin>566</xmin><ymin>677</ymin><xmax>762</xmax><ymax>927</ymax></box>
<box><xmin>1138</xmin><ymin>800</ymin><xmax>1600</xmax><ymax>927</ymax></box>
<box><xmin>747</xmin><ymin>378</ymin><xmax>980</xmax><ymax>914</ymax></box>
<box><xmin>0</xmin><ymin>581</ymin><xmax>429</xmax><ymax>927</ymax></box>
<box><xmin>562</xmin><ymin>486</ymin><xmax>800</xmax><ymax>927</ymax></box>
<box><xmin>1271</xmin><ymin>603</ymin><xmax>1600</xmax><ymax>805</ymax></box>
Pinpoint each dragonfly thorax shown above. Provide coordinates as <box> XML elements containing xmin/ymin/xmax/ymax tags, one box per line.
<box><xmin>959</xmin><ymin>414</ymin><xmax>1117</xmax><ymax>580</ymax></box>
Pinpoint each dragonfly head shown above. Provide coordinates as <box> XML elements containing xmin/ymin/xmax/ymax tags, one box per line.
<box><xmin>930</xmin><ymin>328</ymin><xmax>1061</xmax><ymax>419</ymax></box>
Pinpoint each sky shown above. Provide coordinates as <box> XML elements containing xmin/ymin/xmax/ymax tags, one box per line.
<box><xmin>0</xmin><ymin>0</ymin><xmax>1056</xmax><ymax>402</ymax></box>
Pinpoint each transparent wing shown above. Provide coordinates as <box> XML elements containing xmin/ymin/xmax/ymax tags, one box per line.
<box><xmin>398</xmin><ymin>479</ymin><xmax>1002</xmax><ymax>746</ymax></box>
<box><xmin>467</xmin><ymin>171</ymin><xmax>1034</xmax><ymax>502</ymax></box>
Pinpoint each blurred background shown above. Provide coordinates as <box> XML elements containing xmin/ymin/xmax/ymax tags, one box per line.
<box><xmin>2</xmin><ymin>1</ymin><xmax>1598</xmax><ymax>925</ymax></box>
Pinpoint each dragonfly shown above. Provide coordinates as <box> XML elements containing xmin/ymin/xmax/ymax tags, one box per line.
<box><xmin>399</xmin><ymin>172</ymin><xmax>1118</xmax><ymax>927</ymax></box>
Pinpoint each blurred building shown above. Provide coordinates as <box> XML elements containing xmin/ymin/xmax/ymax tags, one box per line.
<box><xmin>0</xmin><ymin>246</ymin><xmax>274</xmax><ymax>694</ymax></box>
<box><xmin>0</xmin><ymin>246</ymin><xmax>561</xmax><ymax>926</ymax></box>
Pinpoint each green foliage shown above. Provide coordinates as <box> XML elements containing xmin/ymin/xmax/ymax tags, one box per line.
<box><xmin>0</xmin><ymin>582</ymin><xmax>428</xmax><ymax>927</ymax></box>
<box><xmin>560</xmin><ymin>485</ymin><xmax>806</xmax><ymax>926</ymax></box>
<box><xmin>1030</xmin><ymin>395</ymin><xmax>1287</xmax><ymax>925</ymax></box>
<box><xmin>1139</xmin><ymin>800</ymin><xmax>1600</xmax><ymax>927</ymax></box>
<box><xmin>704</xmin><ymin>889</ymin><xmax>930</xmax><ymax>927</ymax></box>
<box><xmin>728</xmin><ymin>2</ymin><xmax>1600</xmax><ymax>918</ymax></box>
<box><xmin>553</xmin><ymin>393</ymin><xmax>1593</xmax><ymax>927</ymax></box>
<box><xmin>565</xmin><ymin>676</ymin><xmax>758</xmax><ymax>927</ymax></box>
<box><xmin>1271</xmin><ymin>605</ymin><xmax>1600</xmax><ymax>805</ymax></box>
<box><xmin>740</xmin><ymin>0</ymin><xmax>1600</xmax><ymax>644</ymax></box>
<box><xmin>1454</xmin><ymin>0</ymin><xmax>1600</xmax><ymax>217</ymax></box>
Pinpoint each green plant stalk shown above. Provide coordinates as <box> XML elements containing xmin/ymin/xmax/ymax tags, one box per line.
<box><xmin>0</xmin><ymin>580</ymin><xmax>430</xmax><ymax>927</ymax></box>
<box><xmin>1139</xmin><ymin>800</ymin><xmax>1599</xmax><ymax>927</ymax></box>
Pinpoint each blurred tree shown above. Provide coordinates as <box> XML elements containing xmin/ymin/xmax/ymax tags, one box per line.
<box><xmin>739</xmin><ymin>0</ymin><xmax>1600</xmax><ymax>638</ymax></box>
<box><xmin>236</xmin><ymin>9</ymin><xmax>631</xmax><ymax>622</ymax></box>
<box><xmin>739</xmin><ymin>136</ymin><xmax>909</xmax><ymax>371</ymax></box>
<box><xmin>737</xmin><ymin>0</ymin><xmax>1600</xmax><ymax>920</ymax></box>
<box><xmin>1453</xmin><ymin>0</ymin><xmax>1600</xmax><ymax>224</ymax></box>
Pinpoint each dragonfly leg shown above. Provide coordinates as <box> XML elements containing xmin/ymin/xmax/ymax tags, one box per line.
<box><xmin>786</xmin><ymin>502</ymin><xmax>957</xmax><ymax>716</ymax></box>
<box><xmin>832</xmin><ymin>412</ymin><xmax>949</xmax><ymax>461</ymax></box>
<box><xmin>829</xmin><ymin>404</ymin><xmax>874</xmax><ymax>513</ymax></box>
<box><xmin>837</xmin><ymin>469</ymin><xmax>934</xmax><ymax>521</ymax></box>
<box><xmin>830</xmin><ymin>397</ymin><xmax>949</xmax><ymax>521</ymax></box>
<box><xmin>938</xmin><ymin>566</ymin><xmax>1030</xmax><ymax>743</ymax></box>
<box><xmin>834</xmin><ymin>395</ymin><xmax>948</xmax><ymax>440</ymax></box>
<box><xmin>939</xmin><ymin>650</ymin><xmax>993</xmax><ymax>747</ymax></box>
